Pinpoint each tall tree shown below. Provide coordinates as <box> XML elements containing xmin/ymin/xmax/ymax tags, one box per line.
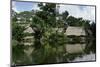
<box><xmin>62</xmin><ymin>11</ymin><xmax>69</xmax><ymax>20</ymax></box>
<box><xmin>30</xmin><ymin>3</ymin><xmax>68</xmax><ymax>64</ymax></box>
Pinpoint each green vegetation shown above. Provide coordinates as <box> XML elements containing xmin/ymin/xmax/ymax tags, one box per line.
<box><xmin>12</xmin><ymin>3</ymin><xmax>96</xmax><ymax>65</ymax></box>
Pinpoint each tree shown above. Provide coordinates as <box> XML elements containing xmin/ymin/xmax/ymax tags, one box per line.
<box><xmin>12</xmin><ymin>22</ymin><xmax>25</xmax><ymax>42</ymax></box>
<box><xmin>12</xmin><ymin>21</ymin><xmax>26</xmax><ymax>64</ymax></box>
<box><xmin>62</xmin><ymin>11</ymin><xmax>69</xmax><ymax>20</ymax></box>
<box><xmin>30</xmin><ymin>16</ymin><xmax>45</xmax><ymax>49</ymax></box>
<box><xmin>30</xmin><ymin>3</ymin><xmax>68</xmax><ymax>64</ymax></box>
<box><xmin>84</xmin><ymin>22</ymin><xmax>96</xmax><ymax>53</ymax></box>
<box><xmin>36</xmin><ymin>3</ymin><xmax>56</xmax><ymax>27</ymax></box>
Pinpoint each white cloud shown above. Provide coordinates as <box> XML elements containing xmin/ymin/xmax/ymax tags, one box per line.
<box><xmin>12</xmin><ymin>2</ymin><xmax>95</xmax><ymax>22</ymax></box>
<box><xmin>32</xmin><ymin>3</ymin><xmax>40</xmax><ymax>11</ymax></box>
<box><xmin>12</xmin><ymin>2</ymin><xmax>39</xmax><ymax>13</ymax></box>
<box><xmin>58</xmin><ymin>4</ymin><xmax>95</xmax><ymax>22</ymax></box>
<box><xmin>12</xmin><ymin>1</ymin><xmax>20</xmax><ymax>13</ymax></box>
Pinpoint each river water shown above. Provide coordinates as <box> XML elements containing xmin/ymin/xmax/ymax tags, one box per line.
<box><xmin>71</xmin><ymin>53</ymin><xmax>96</xmax><ymax>62</ymax></box>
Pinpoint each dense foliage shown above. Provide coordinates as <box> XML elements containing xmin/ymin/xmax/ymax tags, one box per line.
<box><xmin>12</xmin><ymin>3</ymin><xmax>96</xmax><ymax>65</ymax></box>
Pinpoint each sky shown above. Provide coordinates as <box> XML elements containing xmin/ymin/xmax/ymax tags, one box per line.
<box><xmin>12</xmin><ymin>1</ymin><xmax>39</xmax><ymax>12</ymax></box>
<box><xmin>12</xmin><ymin>1</ymin><xmax>95</xmax><ymax>22</ymax></box>
<box><xmin>58</xmin><ymin>4</ymin><xmax>95</xmax><ymax>22</ymax></box>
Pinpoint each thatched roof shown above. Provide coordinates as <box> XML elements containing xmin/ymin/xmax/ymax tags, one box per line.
<box><xmin>66</xmin><ymin>44</ymin><xmax>86</xmax><ymax>53</ymax></box>
<box><xmin>24</xmin><ymin>27</ymin><xmax>34</xmax><ymax>33</ymax></box>
<box><xmin>65</xmin><ymin>26</ymin><xmax>86</xmax><ymax>36</ymax></box>
<box><xmin>24</xmin><ymin>26</ymin><xmax>86</xmax><ymax>36</ymax></box>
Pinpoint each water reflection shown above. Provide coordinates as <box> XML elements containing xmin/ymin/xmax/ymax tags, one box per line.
<box><xmin>71</xmin><ymin>53</ymin><xmax>95</xmax><ymax>62</ymax></box>
<box><xmin>12</xmin><ymin>31</ymin><xmax>96</xmax><ymax>65</ymax></box>
<box><xmin>64</xmin><ymin>36</ymin><xmax>96</xmax><ymax>62</ymax></box>
<box><xmin>66</xmin><ymin>44</ymin><xmax>86</xmax><ymax>53</ymax></box>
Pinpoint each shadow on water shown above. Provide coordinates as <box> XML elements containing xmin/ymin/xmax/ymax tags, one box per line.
<box><xmin>67</xmin><ymin>36</ymin><xmax>96</xmax><ymax>62</ymax></box>
<box><xmin>12</xmin><ymin>34</ymin><xmax>96</xmax><ymax>65</ymax></box>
